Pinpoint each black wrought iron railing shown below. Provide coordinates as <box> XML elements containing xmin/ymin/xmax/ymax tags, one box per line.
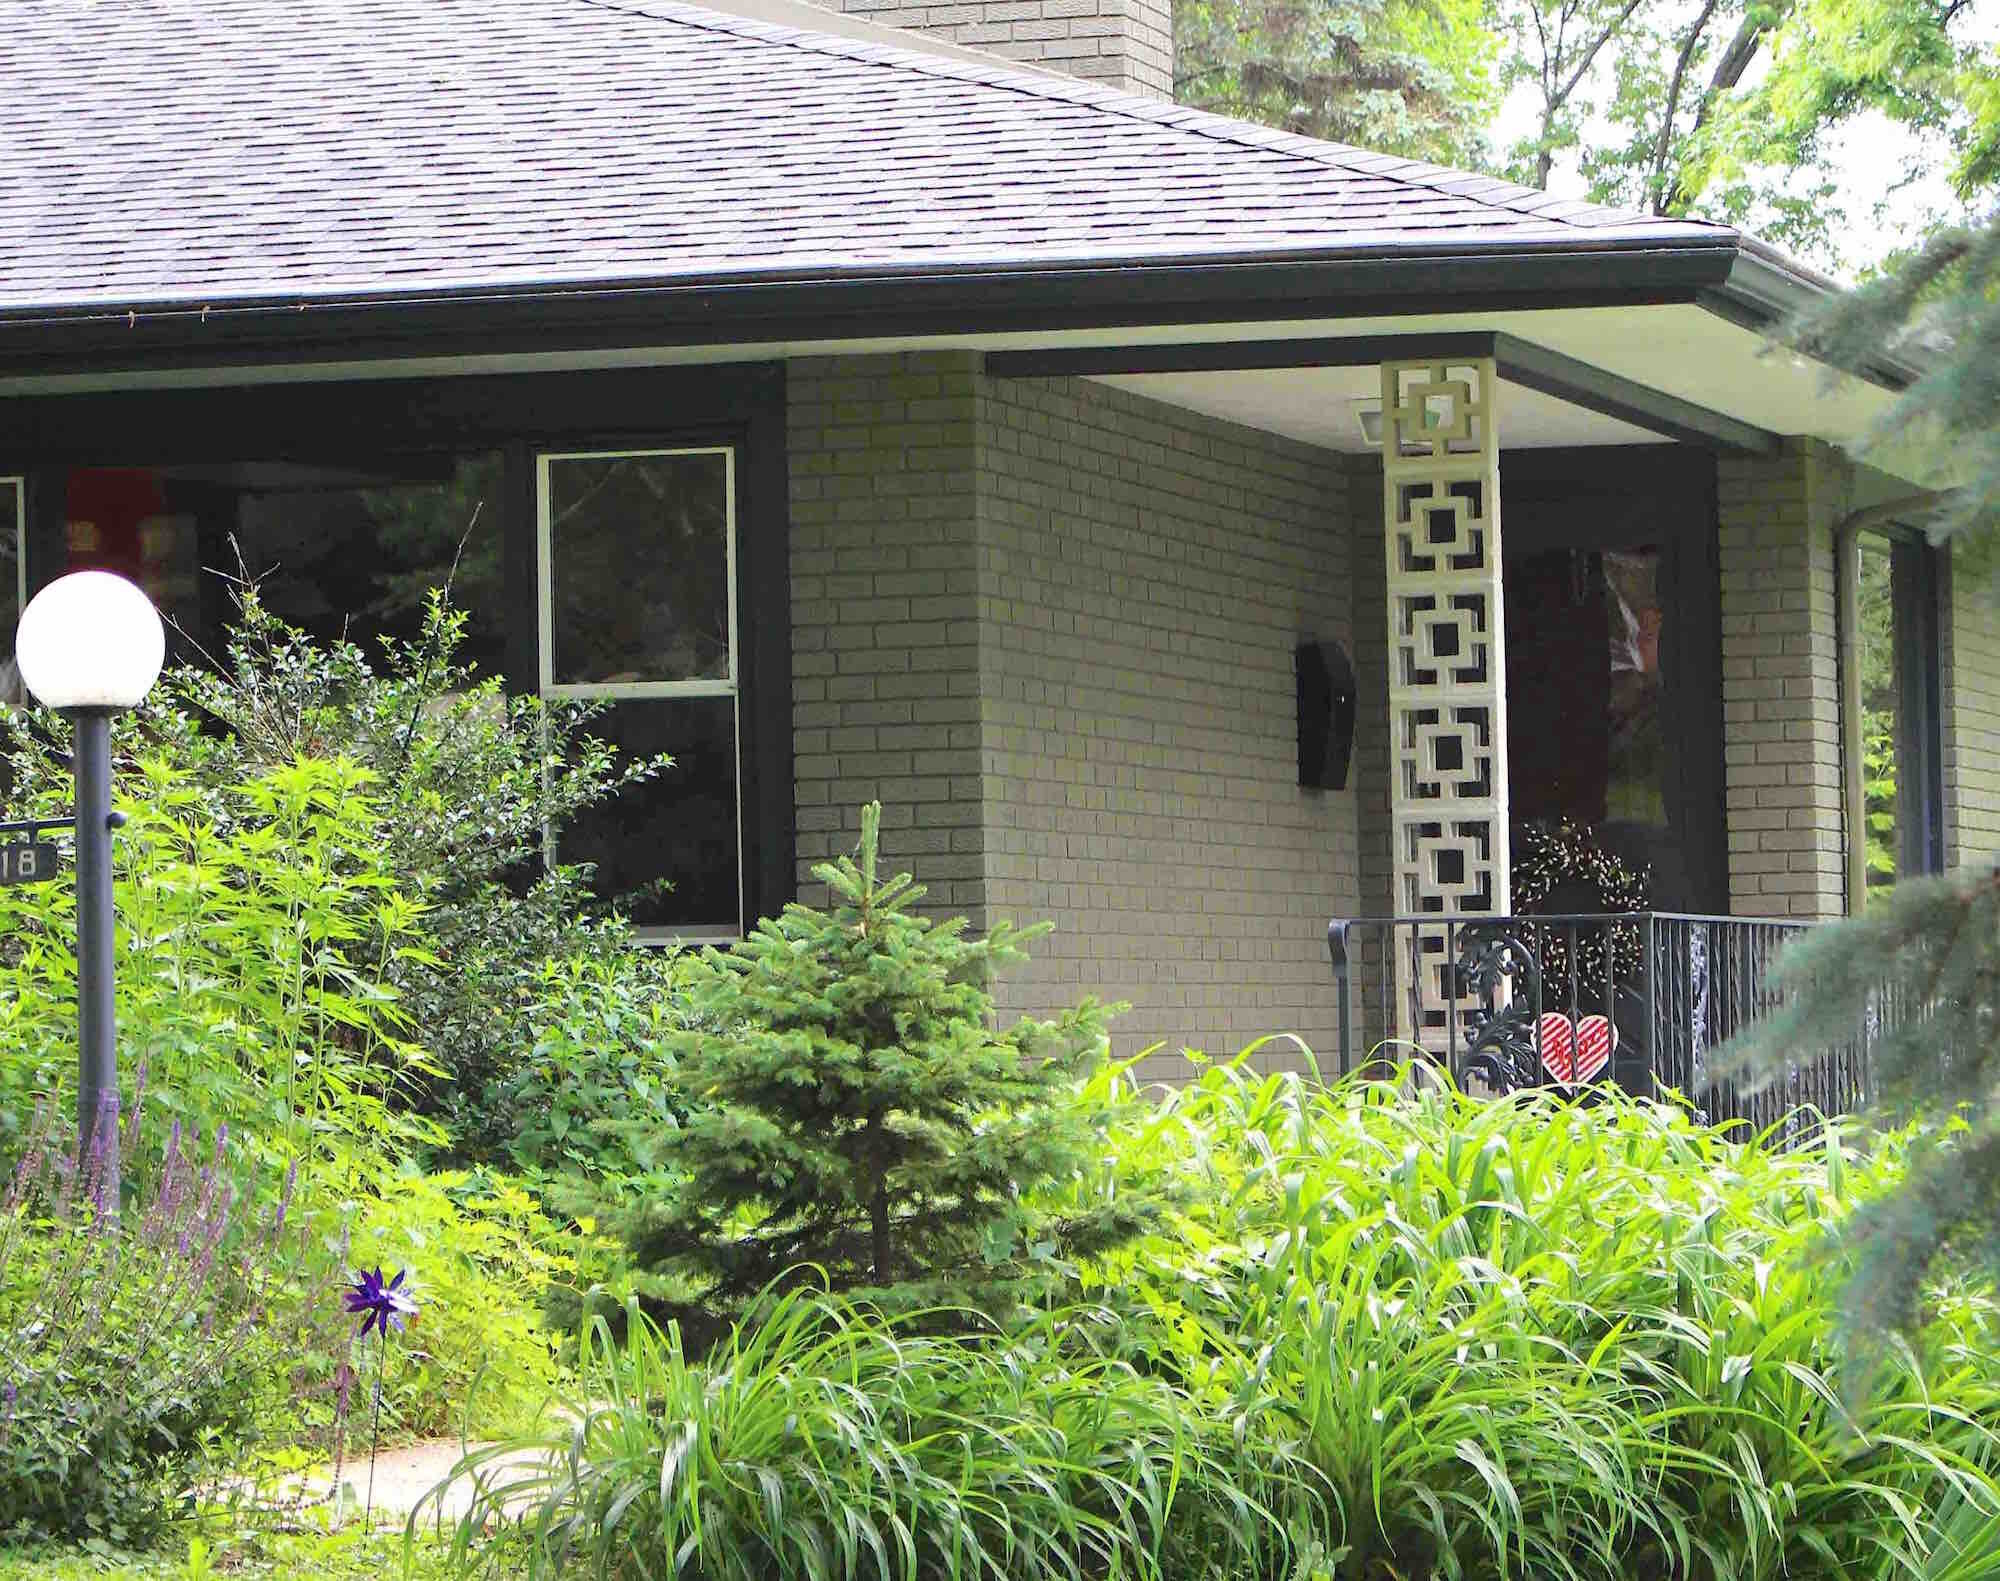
<box><xmin>1326</xmin><ymin>912</ymin><xmax>1882</xmax><ymax>1132</ymax></box>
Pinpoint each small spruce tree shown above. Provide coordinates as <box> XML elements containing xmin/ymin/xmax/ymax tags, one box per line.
<box><xmin>614</xmin><ymin>803</ymin><xmax>1149</xmax><ymax>1324</ymax></box>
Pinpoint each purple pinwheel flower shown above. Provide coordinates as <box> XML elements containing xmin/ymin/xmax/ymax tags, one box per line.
<box><xmin>344</xmin><ymin>1267</ymin><xmax>418</xmax><ymax>1338</ymax></box>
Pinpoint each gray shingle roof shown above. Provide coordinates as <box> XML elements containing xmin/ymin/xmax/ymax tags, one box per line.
<box><xmin>1</xmin><ymin>0</ymin><xmax>1732</xmax><ymax>315</ymax></box>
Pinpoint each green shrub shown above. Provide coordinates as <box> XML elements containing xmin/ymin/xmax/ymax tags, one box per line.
<box><xmin>0</xmin><ymin>751</ymin><xmax>428</xmax><ymax>1169</ymax></box>
<box><xmin>486</xmin><ymin>953</ymin><xmax>692</xmax><ymax>1190</ymax></box>
<box><xmin>0</xmin><ymin>739</ymin><xmax>573</xmax><ymax>1457</ymax></box>
<box><xmin>0</xmin><ymin>592</ymin><xmax>669</xmax><ymax>1173</ymax></box>
<box><xmin>314</xmin><ymin>1167</ymin><xmax>569</xmax><ymax>1442</ymax></box>
<box><xmin>600</xmin><ymin>803</ymin><xmax>1156</xmax><ymax>1329</ymax></box>
<box><xmin>430</xmin><ymin>1286</ymin><xmax>1284</xmax><ymax>1581</ymax></box>
<box><xmin>450</xmin><ymin>1059</ymin><xmax>2000</xmax><ymax>1581</ymax></box>
<box><xmin>0</xmin><ymin>1100</ymin><xmax>318</xmax><ymax>1546</ymax></box>
<box><xmin>149</xmin><ymin>591</ymin><xmax>668</xmax><ymax>1166</ymax></box>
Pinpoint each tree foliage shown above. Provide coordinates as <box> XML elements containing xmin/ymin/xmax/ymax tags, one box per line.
<box><xmin>1180</xmin><ymin>0</ymin><xmax>1999</xmax><ymax>267</ymax></box>
<box><xmin>1174</xmin><ymin>0</ymin><xmax>1500</xmax><ymax>163</ymax></box>
<box><xmin>608</xmin><ymin>803</ymin><xmax>1153</xmax><ymax>1328</ymax></box>
<box><xmin>1710</xmin><ymin>0</ymin><xmax>2000</xmax><ymax>208</ymax></box>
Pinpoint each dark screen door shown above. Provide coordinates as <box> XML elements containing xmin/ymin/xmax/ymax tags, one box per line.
<box><xmin>1499</xmin><ymin>449</ymin><xmax>1726</xmax><ymax>914</ymax></box>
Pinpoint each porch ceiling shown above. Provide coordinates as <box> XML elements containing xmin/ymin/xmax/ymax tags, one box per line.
<box><xmin>1093</xmin><ymin>366</ymin><xmax>1661</xmax><ymax>451</ymax></box>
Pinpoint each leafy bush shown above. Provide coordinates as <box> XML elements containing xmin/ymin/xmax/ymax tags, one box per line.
<box><xmin>601</xmin><ymin>803</ymin><xmax>1153</xmax><ymax>1328</ymax></box>
<box><xmin>0</xmin><ymin>591</ymin><xmax>670</xmax><ymax>1170</ymax></box>
<box><xmin>484</xmin><ymin>953</ymin><xmax>692</xmax><ymax>1189</ymax></box>
<box><xmin>1082</xmin><ymin>1059</ymin><xmax>2000</xmax><ymax>1581</ymax></box>
<box><xmin>0</xmin><ymin>1097</ymin><xmax>318</xmax><ymax>1546</ymax></box>
<box><xmin>0</xmin><ymin>746</ymin><xmax>571</xmax><ymax>1461</ymax></box>
<box><xmin>160</xmin><ymin>593</ymin><xmax>669</xmax><ymax>1164</ymax></box>
<box><xmin>313</xmin><ymin>1167</ymin><xmax>569</xmax><ymax>1442</ymax></box>
<box><xmin>0</xmin><ymin>751</ymin><xmax>428</xmax><ymax>1169</ymax></box>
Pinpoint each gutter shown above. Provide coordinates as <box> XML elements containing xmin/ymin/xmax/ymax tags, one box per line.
<box><xmin>0</xmin><ymin>234</ymin><xmax>1750</xmax><ymax>379</ymax></box>
<box><xmin>1703</xmin><ymin>241</ymin><xmax>1919</xmax><ymax>389</ymax></box>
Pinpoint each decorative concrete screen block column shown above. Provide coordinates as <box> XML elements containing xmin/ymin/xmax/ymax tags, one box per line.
<box><xmin>1380</xmin><ymin>358</ymin><xmax>1510</xmax><ymax>1046</ymax></box>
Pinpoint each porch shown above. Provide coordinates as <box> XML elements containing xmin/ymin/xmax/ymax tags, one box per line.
<box><xmin>0</xmin><ymin>333</ymin><xmax>1954</xmax><ymax>1087</ymax></box>
<box><xmin>977</xmin><ymin>337</ymin><xmax>1941</xmax><ymax>1089</ymax></box>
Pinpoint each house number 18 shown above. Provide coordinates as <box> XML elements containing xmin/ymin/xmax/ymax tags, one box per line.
<box><xmin>0</xmin><ymin>840</ymin><xmax>62</xmax><ymax>885</ymax></box>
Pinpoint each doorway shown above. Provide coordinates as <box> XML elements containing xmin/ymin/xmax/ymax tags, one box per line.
<box><xmin>1499</xmin><ymin>448</ymin><xmax>1726</xmax><ymax>914</ymax></box>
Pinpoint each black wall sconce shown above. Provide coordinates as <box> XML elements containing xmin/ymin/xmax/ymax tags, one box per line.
<box><xmin>1297</xmin><ymin>638</ymin><xmax>1356</xmax><ymax>790</ymax></box>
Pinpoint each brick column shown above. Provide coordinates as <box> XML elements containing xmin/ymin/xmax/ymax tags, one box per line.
<box><xmin>786</xmin><ymin>352</ymin><xmax>989</xmax><ymax>918</ymax></box>
<box><xmin>1718</xmin><ymin>440</ymin><xmax>1847</xmax><ymax>919</ymax></box>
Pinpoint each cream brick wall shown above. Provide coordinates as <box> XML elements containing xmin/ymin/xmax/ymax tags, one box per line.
<box><xmin>974</xmin><ymin>376</ymin><xmax>1358</xmax><ymax>1080</ymax></box>
<box><xmin>1717</xmin><ymin>440</ymin><xmax>1847</xmax><ymax>919</ymax></box>
<box><xmin>787</xmin><ymin>357</ymin><xmax>1359</xmax><ymax>1072</ymax></box>
<box><xmin>824</xmin><ymin>0</ymin><xmax>1173</xmax><ymax>97</ymax></box>
<box><xmin>1943</xmin><ymin>534</ymin><xmax>2000</xmax><ymax>869</ymax></box>
<box><xmin>787</xmin><ymin>352</ymin><xmax>989</xmax><ymax>916</ymax></box>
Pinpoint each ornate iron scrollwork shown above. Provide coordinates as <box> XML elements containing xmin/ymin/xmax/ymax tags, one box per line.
<box><xmin>1454</xmin><ymin>925</ymin><xmax>1543</xmax><ymax>1094</ymax></box>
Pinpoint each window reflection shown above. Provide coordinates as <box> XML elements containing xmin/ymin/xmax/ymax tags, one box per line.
<box><xmin>1855</xmin><ymin>533</ymin><xmax>1903</xmax><ymax>893</ymax></box>
<box><xmin>1604</xmin><ymin>549</ymin><xmax>1666</xmax><ymax>826</ymax></box>
<box><xmin>537</xmin><ymin>447</ymin><xmax>742</xmax><ymax>936</ymax></box>
<box><xmin>62</xmin><ymin>459</ymin><xmax>507</xmax><ymax>675</ymax></box>
<box><xmin>542</xmin><ymin>451</ymin><xmax>732</xmax><ymax>692</ymax></box>
<box><xmin>555</xmin><ymin>697</ymin><xmax>741</xmax><ymax>934</ymax></box>
<box><xmin>1505</xmin><ymin>543</ymin><xmax>1680</xmax><ymax>899</ymax></box>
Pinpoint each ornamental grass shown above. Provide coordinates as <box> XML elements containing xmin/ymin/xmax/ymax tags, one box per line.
<box><xmin>434</xmin><ymin>1057</ymin><xmax>2000</xmax><ymax>1581</ymax></box>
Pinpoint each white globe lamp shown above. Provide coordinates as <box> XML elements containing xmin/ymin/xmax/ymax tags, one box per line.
<box><xmin>15</xmin><ymin>569</ymin><xmax>165</xmax><ymax>1195</ymax></box>
<box><xmin>16</xmin><ymin>570</ymin><xmax>165</xmax><ymax>712</ymax></box>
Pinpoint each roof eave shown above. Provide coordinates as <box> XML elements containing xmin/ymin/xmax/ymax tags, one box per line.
<box><xmin>1703</xmin><ymin>240</ymin><xmax>1917</xmax><ymax>390</ymax></box>
<box><xmin>0</xmin><ymin>233</ymin><xmax>1750</xmax><ymax>378</ymax></box>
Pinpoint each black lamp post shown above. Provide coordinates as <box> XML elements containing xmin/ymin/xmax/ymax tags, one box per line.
<box><xmin>16</xmin><ymin>570</ymin><xmax>165</xmax><ymax>1183</ymax></box>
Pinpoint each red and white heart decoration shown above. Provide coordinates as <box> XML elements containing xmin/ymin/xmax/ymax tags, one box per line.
<box><xmin>1537</xmin><ymin>1012</ymin><xmax>1614</xmax><ymax>1087</ymax></box>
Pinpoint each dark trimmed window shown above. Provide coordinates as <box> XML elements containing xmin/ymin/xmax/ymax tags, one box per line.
<box><xmin>537</xmin><ymin>447</ymin><xmax>743</xmax><ymax>938</ymax></box>
<box><xmin>0</xmin><ymin>365</ymin><xmax>793</xmax><ymax>937</ymax></box>
<box><xmin>1846</xmin><ymin>527</ymin><xmax>1944</xmax><ymax>903</ymax></box>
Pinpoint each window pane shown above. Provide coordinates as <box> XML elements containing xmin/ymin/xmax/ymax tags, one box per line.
<box><xmin>544</xmin><ymin>451</ymin><xmax>731</xmax><ymax>688</ymax></box>
<box><xmin>1504</xmin><ymin>546</ymin><xmax>1668</xmax><ymax>824</ymax></box>
<box><xmin>234</xmin><ymin>455</ymin><xmax>507</xmax><ymax>676</ymax></box>
<box><xmin>63</xmin><ymin>458</ymin><xmax>507</xmax><ymax>678</ymax></box>
<box><xmin>557</xmin><ymin>697</ymin><xmax>740</xmax><ymax>933</ymax></box>
<box><xmin>1603</xmin><ymin>549</ymin><xmax>1667</xmax><ymax>826</ymax></box>
<box><xmin>1856</xmin><ymin>533</ymin><xmax>1901</xmax><ymax>891</ymax></box>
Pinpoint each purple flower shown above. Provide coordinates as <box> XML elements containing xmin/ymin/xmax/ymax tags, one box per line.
<box><xmin>343</xmin><ymin>1267</ymin><xmax>417</xmax><ymax>1338</ymax></box>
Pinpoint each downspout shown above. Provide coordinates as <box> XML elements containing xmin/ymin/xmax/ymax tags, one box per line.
<box><xmin>1834</xmin><ymin>492</ymin><xmax>1951</xmax><ymax>914</ymax></box>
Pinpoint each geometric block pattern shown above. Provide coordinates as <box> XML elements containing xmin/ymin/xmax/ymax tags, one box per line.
<box><xmin>1382</xmin><ymin>358</ymin><xmax>1510</xmax><ymax>1047</ymax></box>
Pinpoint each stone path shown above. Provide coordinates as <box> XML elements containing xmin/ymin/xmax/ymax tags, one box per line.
<box><xmin>288</xmin><ymin>1437</ymin><xmax>554</xmax><ymax>1527</ymax></box>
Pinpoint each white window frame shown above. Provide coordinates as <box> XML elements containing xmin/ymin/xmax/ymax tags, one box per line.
<box><xmin>1</xmin><ymin>476</ymin><xmax>23</xmax><ymax>615</ymax></box>
<box><xmin>534</xmin><ymin>446</ymin><xmax>744</xmax><ymax>941</ymax></box>
<box><xmin>535</xmin><ymin>446</ymin><xmax>738</xmax><ymax>701</ymax></box>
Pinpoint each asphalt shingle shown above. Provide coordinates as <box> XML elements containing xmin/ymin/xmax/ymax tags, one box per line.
<box><xmin>0</xmin><ymin>0</ymin><xmax>1731</xmax><ymax>314</ymax></box>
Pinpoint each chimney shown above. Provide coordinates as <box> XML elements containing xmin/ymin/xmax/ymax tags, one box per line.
<box><xmin>828</xmin><ymin>0</ymin><xmax>1174</xmax><ymax>98</ymax></box>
